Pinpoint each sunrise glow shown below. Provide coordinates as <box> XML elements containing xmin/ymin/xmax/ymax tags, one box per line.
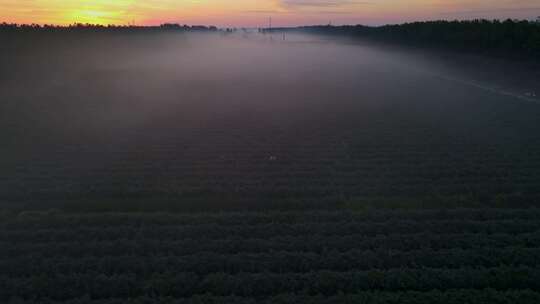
<box><xmin>1</xmin><ymin>0</ymin><xmax>539</xmax><ymax>27</ymax></box>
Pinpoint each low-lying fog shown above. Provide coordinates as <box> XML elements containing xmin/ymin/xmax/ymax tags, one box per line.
<box><xmin>1</xmin><ymin>32</ymin><xmax>539</xmax><ymax>206</ymax></box>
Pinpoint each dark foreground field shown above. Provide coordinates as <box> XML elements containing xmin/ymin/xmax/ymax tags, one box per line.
<box><xmin>1</xmin><ymin>30</ymin><xmax>540</xmax><ymax>303</ymax></box>
<box><xmin>2</xmin><ymin>209</ymin><xmax>540</xmax><ymax>303</ymax></box>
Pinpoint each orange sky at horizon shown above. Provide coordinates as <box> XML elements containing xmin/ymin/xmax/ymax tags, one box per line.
<box><xmin>1</xmin><ymin>0</ymin><xmax>539</xmax><ymax>27</ymax></box>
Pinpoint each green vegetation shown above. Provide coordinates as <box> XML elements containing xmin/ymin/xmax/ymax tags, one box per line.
<box><xmin>2</xmin><ymin>210</ymin><xmax>540</xmax><ymax>302</ymax></box>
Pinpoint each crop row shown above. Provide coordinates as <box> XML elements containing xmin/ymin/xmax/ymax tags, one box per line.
<box><xmin>4</xmin><ymin>209</ymin><xmax>540</xmax><ymax>228</ymax></box>
<box><xmin>3</xmin><ymin>232</ymin><xmax>540</xmax><ymax>258</ymax></box>
<box><xmin>2</xmin><ymin>267</ymin><xmax>540</xmax><ymax>300</ymax></box>
<box><xmin>2</xmin><ymin>219</ymin><xmax>540</xmax><ymax>242</ymax></box>
<box><xmin>4</xmin><ymin>289</ymin><xmax>540</xmax><ymax>304</ymax></box>
<box><xmin>9</xmin><ymin>179</ymin><xmax>539</xmax><ymax>199</ymax></box>
<box><xmin>2</xmin><ymin>247</ymin><xmax>539</xmax><ymax>277</ymax></box>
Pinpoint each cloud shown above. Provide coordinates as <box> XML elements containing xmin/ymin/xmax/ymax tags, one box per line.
<box><xmin>244</xmin><ymin>9</ymin><xmax>284</xmax><ymax>14</ymax></box>
<box><xmin>278</xmin><ymin>0</ymin><xmax>370</xmax><ymax>8</ymax></box>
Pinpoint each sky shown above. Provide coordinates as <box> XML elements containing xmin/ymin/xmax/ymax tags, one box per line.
<box><xmin>1</xmin><ymin>0</ymin><xmax>540</xmax><ymax>27</ymax></box>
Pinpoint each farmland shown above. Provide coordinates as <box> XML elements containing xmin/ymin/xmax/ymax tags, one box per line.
<box><xmin>2</xmin><ymin>209</ymin><xmax>540</xmax><ymax>303</ymax></box>
<box><xmin>1</xmin><ymin>31</ymin><xmax>540</xmax><ymax>211</ymax></box>
<box><xmin>1</xmin><ymin>27</ymin><xmax>540</xmax><ymax>302</ymax></box>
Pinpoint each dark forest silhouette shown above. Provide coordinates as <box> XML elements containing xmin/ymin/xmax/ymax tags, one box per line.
<box><xmin>268</xmin><ymin>19</ymin><xmax>540</xmax><ymax>59</ymax></box>
<box><xmin>3</xmin><ymin>19</ymin><xmax>539</xmax><ymax>59</ymax></box>
<box><xmin>0</xmin><ymin>22</ymin><xmax>218</xmax><ymax>33</ymax></box>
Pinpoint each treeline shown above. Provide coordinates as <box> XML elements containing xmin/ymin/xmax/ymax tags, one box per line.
<box><xmin>273</xmin><ymin>19</ymin><xmax>540</xmax><ymax>59</ymax></box>
<box><xmin>0</xmin><ymin>22</ymin><xmax>218</xmax><ymax>33</ymax></box>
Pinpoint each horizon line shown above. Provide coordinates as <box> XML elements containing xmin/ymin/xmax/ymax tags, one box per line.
<box><xmin>1</xmin><ymin>17</ymin><xmax>538</xmax><ymax>29</ymax></box>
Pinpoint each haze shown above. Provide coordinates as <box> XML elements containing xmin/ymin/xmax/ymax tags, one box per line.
<box><xmin>1</xmin><ymin>32</ymin><xmax>539</xmax><ymax>207</ymax></box>
<box><xmin>1</xmin><ymin>0</ymin><xmax>540</xmax><ymax>26</ymax></box>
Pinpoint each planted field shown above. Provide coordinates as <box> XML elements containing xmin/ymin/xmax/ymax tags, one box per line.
<box><xmin>2</xmin><ymin>32</ymin><xmax>540</xmax><ymax>303</ymax></box>
<box><xmin>2</xmin><ymin>33</ymin><xmax>540</xmax><ymax>211</ymax></box>
<box><xmin>1</xmin><ymin>209</ymin><xmax>540</xmax><ymax>303</ymax></box>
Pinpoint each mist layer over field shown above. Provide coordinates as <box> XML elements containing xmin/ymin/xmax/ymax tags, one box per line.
<box><xmin>1</xmin><ymin>32</ymin><xmax>540</xmax><ymax>210</ymax></box>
